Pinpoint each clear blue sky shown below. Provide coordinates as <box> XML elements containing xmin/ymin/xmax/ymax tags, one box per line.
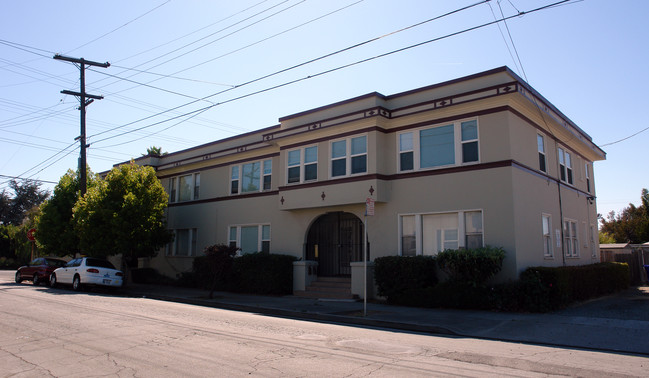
<box><xmin>1</xmin><ymin>0</ymin><xmax>647</xmax><ymax>220</ymax></box>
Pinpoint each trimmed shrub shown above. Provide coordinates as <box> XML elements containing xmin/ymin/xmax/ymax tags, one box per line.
<box><xmin>232</xmin><ymin>252</ymin><xmax>296</xmax><ymax>295</ymax></box>
<box><xmin>519</xmin><ymin>262</ymin><xmax>630</xmax><ymax>311</ymax></box>
<box><xmin>374</xmin><ymin>255</ymin><xmax>437</xmax><ymax>305</ymax></box>
<box><xmin>436</xmin><ymin>246</ymin><xmax>506</xmax><ymax>287</ymax></box>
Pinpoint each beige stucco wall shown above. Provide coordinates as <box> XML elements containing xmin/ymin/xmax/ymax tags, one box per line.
<box><xmin>140</xmin><ymin>68</ymin><xmax>604</xmax><ymax>287</ymax></box>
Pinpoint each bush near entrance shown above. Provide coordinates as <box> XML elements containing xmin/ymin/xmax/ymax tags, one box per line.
<box><xmin>182</xmin><ymin>247</ymin><xmax>297</xmax><ymax>296</ymax></box>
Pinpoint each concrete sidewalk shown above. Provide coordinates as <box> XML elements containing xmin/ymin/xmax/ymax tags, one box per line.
<box><xmin>122</xmin><ymin>283</ymin><xmax>649</xmax><ymax>356</ymax></box>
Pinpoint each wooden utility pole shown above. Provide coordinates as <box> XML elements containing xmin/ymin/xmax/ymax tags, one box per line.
<box><xmin>54</xmin><ymin>55</ymin><xmax>110</xmax><ymax>195</ymax></box>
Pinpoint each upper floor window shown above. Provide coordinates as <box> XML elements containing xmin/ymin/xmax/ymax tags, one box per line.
<box><xmin>398</xmin><ymin>119</ymin><xmax>479</xmax><ymax>172</ymax></box>
<box><xmin>231</xmin><ymin>159</ymin><xmax>272</xmax><ymax>194</ymax></box>
<box><xmin>585</xmin><ymin>162</ymin><xmax>591</xmax><ymax>193</ymax></box>
<box><xmin>537</xmin><ymin>135</ymin><xmax>547</xmax><ymax>173</ymax></box>
<box><xmin>558</xmin><ymin>147</ymin><xmax>573</xmax><ymax>185</ymax></box>
<box><xmin>169</xmin><ymin>173</ymin><xmax>200</xmax><ymax>203</ymax></box>
<box><xmin>287</xmin><ymin>146</ymin><xmax>317</xmax><ymax>184</ymax></box>
<box><xmin>399</xmin><ymin>133</ymin><xmax>414</xmax><ymax>171</ymax></box>
<box><xmin>461</xmin><ymin>120</ymin><xmax>479</xmax><ymax>163</ymax></box>
<box><xmin>331</xmin><ymin>135</ymin><xmax>367</xmax><ymax>178</ymax></box>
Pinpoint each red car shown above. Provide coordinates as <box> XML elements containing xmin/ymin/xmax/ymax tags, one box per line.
<box><xmin>15</xmin><ymin>257</ymin><xmax>68</xmax><ymax>286</ymax></box>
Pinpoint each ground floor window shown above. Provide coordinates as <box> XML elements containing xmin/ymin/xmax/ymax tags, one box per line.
<box><xmin>166</xmin><ymin>228</ymin><xmax>198</xmax><ymax>256</ymax></box>
<box><xmin>563</xmin><ymin>219</ymin><xmax>579</xmax><ymax>257</ymax></box>
<box><xmin>228</xmin><ymin>224</ymin><xmax>270</xmax><ymax>254</ymax></box>
<box><xmin>399</xmin><ymin>210</ymin><xmax>483</xmax><ymax>256</ymax></box>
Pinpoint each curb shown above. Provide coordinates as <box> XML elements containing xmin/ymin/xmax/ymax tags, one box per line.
<box><xmin>126</xmin><ymin>291</ymin><xmax>458</xmax><ymax>337</ymax></box>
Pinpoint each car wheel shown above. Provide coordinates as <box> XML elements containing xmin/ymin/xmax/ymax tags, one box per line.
<box><xmin>49</xmin><ymin>273</ymin><xmax>57</xmax><ymax>288</ymax></box>
<box><xmin>33</xmin><ymin>274</ymin><xmax>40</xmax><ymax>286</ymax></box>
<box><xmin>72</xmin><ymin>275</ymin><xmax>81</xmax><ymax>291</ymax></box>
<box><xmin>15</xmin><ymin>271</ymin><xmax>22</xmax><ymax>283</ymax></box>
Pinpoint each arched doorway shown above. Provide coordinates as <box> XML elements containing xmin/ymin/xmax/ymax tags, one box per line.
<box><xmin>306</xmin><ymin>212</ymin><xmax>365</xmax><ymax>277</ymax></box>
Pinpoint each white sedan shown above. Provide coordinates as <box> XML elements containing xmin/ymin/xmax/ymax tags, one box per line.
<box><xmin>50</xmin><ymin>257</ymin><xmax>124</xmax><ymax>291</ymax></box>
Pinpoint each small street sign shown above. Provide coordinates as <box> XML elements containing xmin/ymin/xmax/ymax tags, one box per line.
<box><xmin>27</xmin><ymin>228</ymin><xmax>36</xmax><ymax>242</ymax></box>
<box><xmin>365</xmin><ymin>197</ymin><xmax>375</xmax><ymax>216</ymax></box>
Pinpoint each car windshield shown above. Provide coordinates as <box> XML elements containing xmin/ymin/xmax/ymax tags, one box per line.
<box><xmin>85</xmin><ymin>258</ymin><xmax>116</xmax><ymax>270</ymax></box>
<box><xmin>45</xmin><ymin>259</ymin><xmax>66</xmax><ymax>268</ymax></box>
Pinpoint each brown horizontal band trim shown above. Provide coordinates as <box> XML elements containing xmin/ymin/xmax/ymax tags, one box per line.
<box><xmin>158</xmin><ymin>152</ymin><xmax>279</xmax><ymax>180</ymax></box>
<box><xmin>168</xmin><ymin>190</ymin><xmax>280</xmax><ymax>207</ymax></box>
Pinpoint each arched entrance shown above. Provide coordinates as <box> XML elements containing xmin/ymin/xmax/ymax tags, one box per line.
<box><xmin>306</xmin><ymin>212</ymin><xmax>365</xmax><ymax>277</ymax></box>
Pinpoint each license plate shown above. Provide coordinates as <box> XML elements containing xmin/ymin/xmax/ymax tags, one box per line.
<box><xmin>103</xmin><ymin>279</ymin><xmax>111</xmax><ymax>284</ymax></box>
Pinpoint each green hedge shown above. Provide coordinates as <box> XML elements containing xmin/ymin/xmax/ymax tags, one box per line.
<box><xmin>436</xmin><ymin>246</ymin><xmax>505</xmax><ymax>287</ymax></box>
<box><xmin>186</xmin><ymin>251</ymin><xmax>296</xmax><ymax>295</ymax></box>
<box><xmin>516</xmin><ymin>262</ymin><xmax>630</xmax><ymax>311</ymax></box>
<box><xmin>374</xmin><ymin>255</ymin><xmax>437</xmax><ymax>305</ymax></box>
<box><xmin>232</xmin><ymin>253</ymin><xmax>296</xmax><ymax>295</ymax></box>
<box><xmin>374</xmin><ymin>253</ymin><xmax>630</xmax><ymax>312</ymax></box>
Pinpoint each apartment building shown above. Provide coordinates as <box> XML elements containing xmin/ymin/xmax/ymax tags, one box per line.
<box><xmin>129</xmin><ymin>67</ymin><xmax>605</xmax><ymax>298</ymax></box>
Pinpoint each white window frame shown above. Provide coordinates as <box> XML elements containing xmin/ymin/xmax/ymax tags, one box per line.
<box><xmin>286</xmin><ymin>145</ymin><xmax>317</xmax><ymax>184</ymax></box>
<box><xmin>167</xmin><ymin>228</ymin><xmax>198</xmax><ymax>257</ymax></box>
<box><xmin>563</xmin><ymin>219</ymin><xmax>579</xmax><ymax>257</ymax></box>
<box><xmin>460</xmin><ymin>120</ymin><xmax>479</xmax><ymax>164</ymax></box>
<box><xmin>398</xmin><ymin>209</ymin><xmax>484</xmax><ymax>256</ymax></box>
<box><xmin>558</xmin><ymin>147</ymin><xmax>573</xmax><ymax>185</ymax></box>
<box><xmin>230</xmin><ymin>159</ymin><xmax>272</xmax><ymax>195</ymax></box>
<box><xmin>537</xmin><ymin>134</ymin><xmax>547</xmax><ymax>173</ymax></box>
<box><xmin>396</xmin><ymin>118</ymin><xmax>480</xmax><ymax>173</ymax></box>
<box><xmin>169</xmin><ymin>173</ymin><xmax>200</xmax><ymax>203</ymax></box>
<box><xmin>228</xmin><ymin>224</ymin><xmax>271</xmax><ymax>254</ymax></box>
<box><xmin>330</xmin><ymin>135</ymin><xmax>367</xmax><ymax>178</ymax></box>
<box><xmin>399</xmin><ymin>132</ymin><xmax>414</xmax><ymax>172</ymax></box>
<box><xmin>542</xmin><ymin>214</ymin><xmax>553</xmax><ymax>258</ymax></box>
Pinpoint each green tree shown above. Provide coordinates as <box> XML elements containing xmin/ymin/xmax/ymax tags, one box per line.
<box><xmin>73</xmin><ymin>162</ymin><xmax>173</xmax><ymax>265</ymax></box>
<box><xmin>143</xmin><ymin>146</ymin><xmax>167</xmax><ymax>157</ymax></box>
<box><xmin>598</xmin><ymin>231</ymin><xmax>616</xmax><ymax>244</ymax></box>
<box><xmin>600</xmin><ymin>189</ymin><xmax>649</xmax><ymax>243</ymax></box>
<box><xmin>35</xmin><ymin>169</ymin><xmax>99</xmax><ymax>256</ymax></box>
<box><xmin>0</xmin><ymin>179</ymin><xmax>49</xmax><ymax>226</ymax></box>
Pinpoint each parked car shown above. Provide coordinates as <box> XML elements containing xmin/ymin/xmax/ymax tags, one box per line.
<box><xmin>15</xmin><ymin>257</ymin><xmax>68</xmax><ymax>286</ymax></box>
<box><xmin>50</xmin><ymin>257</ymin><xmax>124</xmax><ymax>291</ymax></box>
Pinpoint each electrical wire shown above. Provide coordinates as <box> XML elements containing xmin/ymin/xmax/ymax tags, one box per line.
<box><xmin>600</xmin><ymin>126</ymin><xmax>649</xmax><ymax>147</ymax></box>
<box><xmin>64</xmin><ymin>0</ymin><xmax>172</xmax><ymax>55</ymax></box>
<box><xmin>88</xmin><ymin>0</ymin><xmax>489</xmax><ymax>142</ymax></box>
<box><xmin>90</xmin><ymin>0</ymin><xmax>569</xmax><ymax>146</ymax></box>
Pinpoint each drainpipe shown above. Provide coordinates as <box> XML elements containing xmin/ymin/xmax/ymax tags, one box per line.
<box><xmin>557</xmin><ymin>180</ymin><xmax>566</xmax><ymax>266</ymax></box>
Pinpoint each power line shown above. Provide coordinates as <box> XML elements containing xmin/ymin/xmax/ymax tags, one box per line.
<box><xmin>0</xmin><ymin>175</ymin><xmax>57</xmax><ymax>185</ymax></box>
<box><xmin>600</xmin><ymin>125</ymin><xmax>649</xmax><ymax>147</ymax></box>
<box><xmin>64</xmin><ymin>0</ymin><xmax>171</xmax><ymax>55</ymax></box>
<box><xmin>88</xmin><ymin>0</ymin><xmax>489</xmax><ymax>142</ymax></box>
<box><xmin>92</xmin><ymin>0</ymin><xmax>569</xmax><ymax>147</ymax></box>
